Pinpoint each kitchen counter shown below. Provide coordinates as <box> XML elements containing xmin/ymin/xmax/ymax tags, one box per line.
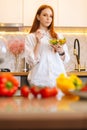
<box><xmin>67</xmin><ymin>71</ymin><xmax>87</xmax><ymax>76</ymax></box>
<box><xmin>10</xmin><ymin>71</ymin><xmax>87</xmax><ymax>76</ymax></box>
<box><xmin>0</xmin><ymin>72</ymin><xmax>87</xmax><ymax>129</ymax></box>
<box><xmin>0</xmin><ymin>71</ymin><xmax>87</xmax><ymax>76</ymax></box>
<box><xmin>0</xmin><ymin>71</ymin><xmax>87</xmax><ymax>86</ymax></box>
<box><xmin>0</xmin><ymin>95</ymin><xmax>87</xmax><ymax>130</ymax></box>
<box><xmin>12</xmin><ymin>71</ymin><xmax>87</xmax><ymax>85</ymax></box>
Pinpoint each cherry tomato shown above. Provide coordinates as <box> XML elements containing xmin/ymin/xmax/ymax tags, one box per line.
<box><xmin>50</xmin><ymin>87</ymin><xmax>58</xmax><ymax>96</ymax></box>
<box><xmin>81</xmin><ymin>85</ymin><xmax>87</xmax><ymax>92</ymax></box>
<box><xmin>40</xmin><ymin>87</ymin><xmax>58</xmax><ymax>98</ymax></box>
<box><xmin>21</xmin><ymin>86</ymin><xmax>30</xmax><ymax>97</ymax></box>
<box><xmin>30</xmin><ymin>86</ymin><xmax>41</xmax><ymax>97</ymax></box>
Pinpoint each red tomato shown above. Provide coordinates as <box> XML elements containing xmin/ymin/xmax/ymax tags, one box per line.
<box><xmin>81</xmin><ymin>85</ymin><xmax>87</xmax><ymax>92</ymax></box>
<box><xmin>40</xmin><ymin>87</ymin><xmax>58</xmax><ymax>98</ymax></box>
<box><xmin>30</xmin><ymin>86</ymin><xmax>40</xmax><ymax>97</ymax></box>
<box><xmin>50</xmin><ymin>87</ymin><xmax>58</xmax><ymax>96</ymax></box>
<box><xmin>21</xmin><ymin>86</ymin><xmax>30</xmax><ymax>97</ymax></box>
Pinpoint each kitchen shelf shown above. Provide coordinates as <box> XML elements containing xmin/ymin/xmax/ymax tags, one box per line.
<box><xmin>1</xmin><ymin>71</ymin><xmax>87</xmax><ymax>76</ymax></box>
<box><xmin>67</xmin><ymin>71</ymin><xmax>87</xmax><ymax>76</ymax></box>
<box><xmin>11</xmin><ymin>72</ymin><xmax>28</xmax><ymax>76</ymax></box>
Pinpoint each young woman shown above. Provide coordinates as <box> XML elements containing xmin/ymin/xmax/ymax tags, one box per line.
<box><xmin>25</xmin><ymin>5</ymin><xmax>70</xmax><ymax>88</ymax></box>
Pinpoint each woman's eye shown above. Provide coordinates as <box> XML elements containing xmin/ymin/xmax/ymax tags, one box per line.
<box><xmin>43</xmin><ymin>14</ymin><xmax>52</xmax><ymax>18</ymax></box>
<box><xmin>43</xmin><ymin>14</ymin><xmax>47</xmax><ymax>16</ymax></box>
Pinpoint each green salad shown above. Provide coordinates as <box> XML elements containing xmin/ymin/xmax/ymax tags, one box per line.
<box><xmin>49</xmin><ymin>38</ymin><xmax>66</xmax><ymax>45</ymax></box>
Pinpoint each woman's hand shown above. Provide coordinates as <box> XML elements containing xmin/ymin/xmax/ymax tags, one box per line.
<box><xmin>34</xmin><ymin>29</ymin><xmax>44</xmax><ymax>59</ymax></box>
<box><xmin>50</xmin><ymin>44</ymin><xmax>65</xmax><ymax>60</ymax></box>
<box><xmin>50</xmin><ymin>44</ymin><xmax>64</xmax><ymax>53</ymax></box>
<box><xmin>35</xmin><ymin>29</ymin><xmax>44</xmax><ymax>43</ymax></box>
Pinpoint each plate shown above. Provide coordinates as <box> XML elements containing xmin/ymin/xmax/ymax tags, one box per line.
<box><xmin>71</xmin><ymin>90</ymin><xmax>87</xmax><ymax>99</ymax></box>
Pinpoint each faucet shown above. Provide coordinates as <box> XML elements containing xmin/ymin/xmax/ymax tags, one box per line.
<box><xmin>73</xmin><ymin>38</ymin><xmax>85</xmax><ymax>72</ymax></box>
<box><xmin>74</xmin><ymin>38</ymin><xmax>81</xmax><ymax>71</ymax></box>
<box><xmin>74</xmin><ymin>38</ymin><xmax>80</xmax><ymax>63</ymax></box>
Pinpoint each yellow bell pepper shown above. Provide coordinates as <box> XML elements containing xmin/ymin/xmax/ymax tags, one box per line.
<box><xmin>56</xmin><ymin>74</ymin><xmax>83</xmax><ymax>94</ymax></box>
<box><xmin>69</xmin><ymin>75</ymin><xmax>82</xmax><ymax>90</ymax></box>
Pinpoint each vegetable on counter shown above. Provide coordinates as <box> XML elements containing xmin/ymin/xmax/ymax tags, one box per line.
<box><xmin>20</xmin><ymin>86</ymin><xmax>58</xmax><ymax>98</ymax></box>
<box><xmin>81</xmin><ymin>83</ymin><xmax>87</xmax><ymax>92</ymax></box>
<box><xmin>0</xmin><ymin>73</ymin><xmax>19</xmax><ymax>96</ymax></box>
<box><xmin>30</xmin><ymin>86</ymin><xmax>41</xmax><ymax>97</ymax></box>
<box><xmin>21</xmin><ymin>85</ymin><xmax>30</xmax><ymax>97</ymax></box>
<box><xmin>40</xmin><ymin>87</ymin><xmax>58</xmax><ymax>98</ymax></box>
<box><xmin>56</xmin><ymin>74</ymin><xmax>83</xmax><ymax>94</ymax></box>
<box><xmin>30</xmin><ymin>86</ymin><xmax>58</xmax><ymax>98</ymax></box>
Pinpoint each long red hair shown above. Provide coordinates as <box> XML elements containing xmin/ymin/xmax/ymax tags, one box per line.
<box><xmin>30</xmin><ymin>5</ymin><xmax>57</xmax><ymax>39</ymax></box>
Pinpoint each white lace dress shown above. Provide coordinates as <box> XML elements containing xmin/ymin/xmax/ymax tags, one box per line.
<box><xmin>25</xmin><ymin>31</ymin><xmax>70</xmax><ymax>88</ymax></box>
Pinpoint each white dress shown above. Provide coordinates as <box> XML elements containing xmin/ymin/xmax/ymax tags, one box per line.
<box><xmin>25</xmin><ymin>31</ymin><xmax>70</xmax><ymax>88</ymax></box>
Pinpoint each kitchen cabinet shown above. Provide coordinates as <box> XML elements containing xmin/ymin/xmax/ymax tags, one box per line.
<box><xmin>23</xmin><ymin>0</ymin><xmax>58</xmax><ymax>26</ymax></box>
<box><xmin>0</xmin><ymin>0</ymin><xmax>23</xmax><ymax>24</ymax></box>
<box><xmin>58</xmin><ymin>0</ymin><xmax>87</xmax><ymax>27</ymax></box>
<box><xmin>0</xmin><ymin>0</ymin><xmax>87</xmax><ymax>27</ymax></box>
<box><xmin>19</xmin><ymin>0</ymin><xmax>87</xmax><ymax>27</ymax></box>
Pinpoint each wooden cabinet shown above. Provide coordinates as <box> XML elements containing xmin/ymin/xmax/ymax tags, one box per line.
<box><xmin>23</xmin><ymin>0</ymin><xmax>58</xmax><ymax>26</ymax></box>
<box><xmin>58</xmin><ymin>0</ymin><xmax>87</xmax><ymax>27</ymax></box>
<box><xmin>0</xmin><ymin>0</ymin><xmax>58</xmax><ymax>26</ymax></box>
<box><xmin>22</xmin><ymin>0</ymin><xmax>87</xmax><ymax>27</ymax></box>
<box><xmin>0</xmin><ymin>0</ymin><xmax>23</xmax><ymax>24</ymax></box>
<box><xmin>0</xmin><ymin>0</ymin><xmax>87</xmax><ymax>27</ymax></box>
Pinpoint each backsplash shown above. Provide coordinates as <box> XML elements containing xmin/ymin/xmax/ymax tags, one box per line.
<box><xmin>0</xmin><ymin>31</ymin><xmax>87</xmax><ymax>72</ymax></box>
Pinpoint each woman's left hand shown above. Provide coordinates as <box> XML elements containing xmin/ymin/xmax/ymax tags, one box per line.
<box><xmin>50</xmin><ymin>44</ymin><xmax>64</xmax><ymax>53</ymax></box>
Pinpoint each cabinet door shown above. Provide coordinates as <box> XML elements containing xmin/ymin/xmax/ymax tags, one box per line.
<box><xmin>0</xmin><ymin>0</ymin><xmax>23</xmax><ymax>23</ymax></box>
<box><xmin>23</xmin><ymin>0</ymin><xmax>58</xmax><ymax>26</ymax></box>
<box><xmin>58</xmin><ymin>0</ymin><xmax>87</xmax><ymax>27</ymax></box>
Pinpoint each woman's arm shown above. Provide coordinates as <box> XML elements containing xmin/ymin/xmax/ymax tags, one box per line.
<box><xmin>25</xmin><ymin>30</ymin><xmax>44</xmax><ymax>67</ymax></box>
<box><xmin>25</xmin><ymin>34</ymin><xmax>40</xmax><ymax>67</ymax></box>
<box><xmin>34</xmin><ymin>29</ymin><xmax>44</xmax><ymax>59</ymax></box>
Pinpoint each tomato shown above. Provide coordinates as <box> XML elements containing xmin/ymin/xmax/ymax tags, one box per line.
<box><xmin>81</xmin><ymin>84</ymin><xmax>87</xmax><ymax>92</ymax></box>
<box><xmin>40</xmin><ymin>87</ymin><xmax>58</xmax><ymax>98</ymax></box>
<box><xmin>21</xmin><ymin>85</ymin><xmax>30</xmax><ymax>97</ymax></box>
<box><xmin>30</xmin><ymin>86</ymin><xmax>41</xmax><ymax>97</ymax></box>
<box><xmin>0</xmin><ymin>73</ymin><xmax>19</xmax><ymax>97</ymax></box>
<box><xmin>50</xmin><ymin>87</ymin><xmax>58</xmax><ymax>96</ymax></box>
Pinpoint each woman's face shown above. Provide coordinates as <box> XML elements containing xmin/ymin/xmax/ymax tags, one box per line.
<box><xmin>37</xmin><ymin>8</ymin><xmax>53</xmax><ymax>29</ymax></box>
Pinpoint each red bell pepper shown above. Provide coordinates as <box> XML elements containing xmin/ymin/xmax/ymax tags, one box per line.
<box><xmin>0</xmin><ymin>73</ymin><xmax>19</xmax><ymax>96</ymax></box>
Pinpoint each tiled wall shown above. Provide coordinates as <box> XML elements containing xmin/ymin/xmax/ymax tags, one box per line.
<box><xmin>0</xmin><ymin>32</ymin><xmax>87</xmax><ymax>72</ymax></box>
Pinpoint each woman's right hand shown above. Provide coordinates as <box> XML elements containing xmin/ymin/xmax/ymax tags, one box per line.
<box><xmin>35</xmin><ymin>29</ymin><xmax>44</xmax><ymax>43</ymax></box>
<box><xmin>34</xmin><ymin>29</ymin><xmax>44</xmax><ymax>58</ymax></box>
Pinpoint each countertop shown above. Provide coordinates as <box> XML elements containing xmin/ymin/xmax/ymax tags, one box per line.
<box><xmin>4</xmin><ymin>71</ymin><xmax>87</xmax><ymax>76</ymax></box>
<box><xmin>67</xmin><ymin>71</ymin><xmax>87</xmax><ymax>76</ymax></box>
<box><xmin>0</xmin><ymin>94</ymin><xmax>87</xmax><ymax>130</ymax></box>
